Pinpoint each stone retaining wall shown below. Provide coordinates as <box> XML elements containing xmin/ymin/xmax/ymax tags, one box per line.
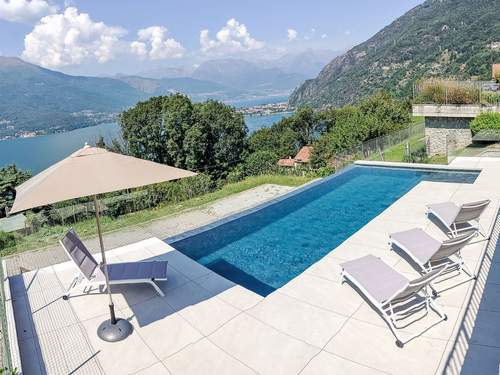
<box><xmin>425</xmin><ymin>117</ymin><xmax>472</xmax><ymax>156</ymax></box>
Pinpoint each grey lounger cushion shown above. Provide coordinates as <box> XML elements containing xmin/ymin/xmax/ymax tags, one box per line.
<box><xmin>428</xmin><ymin>200</ymin><xmax>490</xmax><ymax>227</ymax></box>
<box><xmin>427</xmin><ymin>202</ymin><xmax>460</xmax><ymax>227</ymax></box>
<box><xmin>390</xmin><ymin>228</ymin><xmax>441</xmax><ymax>265</ymax></box>
<box><xmin>391</xmin><ymin>228</ymin><xmax>475</xmax><ymax>266</ymax></box>
<box><xmin>107</xmin><ymin>261</ymin><xmax>168</xmax><ymax>281</ymax></box>
<box><xmin>61</xmin><ymin>228</ymin><xmax>99</xmax><ymax>280</ymax></box>
<box><xmin>341</xmin><ymin>255</ymin><xmax>409</xmax><ymax>304</ymax></box>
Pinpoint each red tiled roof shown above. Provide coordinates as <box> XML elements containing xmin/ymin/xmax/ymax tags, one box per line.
<box><xmin>277</xmin><ymin>158</ymin><xmax>295</xmax><ymax>167</ymax></box>
<box><xmin>294</xmin><ymin>146</ymin><xmax>313</xmax><ymax>163</ymax></box>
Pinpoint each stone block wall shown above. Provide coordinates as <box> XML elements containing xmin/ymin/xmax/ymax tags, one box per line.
<box><xmin>425</xmin><ymin>117</ymin><xmax>472</xmax><ymax>156</ymax></box>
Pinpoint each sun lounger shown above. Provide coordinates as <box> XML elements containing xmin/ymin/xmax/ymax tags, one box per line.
<box><xmin>390</xmin><ymin>228</ymin><xmax>476</xmax><ymax>293</ymax></box>
<box><xmin>427</xmin><ymin>199</ymin><xmax>490</xmax><ymax>238</ymax></box>
<box><xmin>60</xmin><ymin>229</ymin><xmax>168</xmax><ymax>299</ymax></box>
<box><xmin>341</xmin><ymin>254</ymin><xmax>447</xmax><ymax>348</ymax></box>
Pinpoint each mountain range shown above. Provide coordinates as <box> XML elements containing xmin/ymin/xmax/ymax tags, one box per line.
<box><xmin>290</xmin><ymin>0</ymin><xmax>500</xmax><ymax>108</ymax></box>
<box><xmin>0</xmin><ymin>49</ymin><xmax>342</xmax><ymax>137</ymax></box>
<box><xmin>136</xmin><ymin>49</ymin><xmax>341</xmax><ymax>81</ymax></box>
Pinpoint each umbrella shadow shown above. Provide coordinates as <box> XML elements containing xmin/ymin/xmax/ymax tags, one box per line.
<box><xmin>114</xmin><ymin>250</ymin><xmax>274</xmax><ymax>329</ymax></box>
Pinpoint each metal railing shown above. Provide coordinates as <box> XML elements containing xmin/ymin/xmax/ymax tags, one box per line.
<box><xmin>331</xmin><ymin>122</ymin><xmax>426</xmax><ymax>171</ymax></box>
<box><xmin>0</xmin><ymin>261</ymin><xmax>12</xmax><ymax>371</ymax></box>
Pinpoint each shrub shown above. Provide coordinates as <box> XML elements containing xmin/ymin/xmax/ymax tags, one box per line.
<box><xmin>313</xmin><ymin>166</ymin><xmax>336</xmax><ymax>177</ymax></box>
<box><xmin>244</xmin><ymin>151</ymin><xmax>279</xmax><ymax>176</ymax></box>
<box><xmin>470</xmin><ymin>112</ymin><xmax>500</xmax><ymax>135</ymax></box>
<box><xmin>415</xmin><ymin>79</ymin><xmax>480</xmax><ymax>105</ymax></box>
<box><xmin>0</xmin><ymin>368</ymin><xmax>19</xmax><ymax>375</ymax></box>
<box><xmin>225</xmin><ymin>165</ymin><xmax>246</xmax><ymax>184</ymax></box>
<box><xmin>0</xmin><ymin>231</ymin><xmax>17</xmax><ymax>249</ymax></box>
<box><xmin>403</xmin><ymin>146</ymin><xmax>428</xmax><ymax>163</ymax></box>
<box><xmin>481</xmin><ymin>91</ymin><xmax>500</xmax><ymax>105</ymax></box>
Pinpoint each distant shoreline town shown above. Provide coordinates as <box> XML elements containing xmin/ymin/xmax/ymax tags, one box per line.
<box><xmin>237</xmin><ymin>102</ymin><xmax>292</xmax><ymax>116</ymax></box>
<box><xmin>0</xmin><ymin>103</ymin><xmax>293</xmax><ymax>141</ymax></box>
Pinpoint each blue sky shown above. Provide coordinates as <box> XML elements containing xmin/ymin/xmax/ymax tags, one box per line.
<box><xmin>0</xmin><ymin>0</ymin><xmax>423</xmax><ymax>75</ymax></box>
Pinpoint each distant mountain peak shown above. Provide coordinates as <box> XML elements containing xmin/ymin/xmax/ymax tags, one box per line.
<box><xmin>289</xmin><ymin>0</ymin><xmax>500</xmax><ymax>108</ymax></box>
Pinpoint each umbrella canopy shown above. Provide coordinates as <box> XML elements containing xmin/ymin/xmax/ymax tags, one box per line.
<box><xmin>10</xmin><ymin>144</ymin><xmax>196</xmax><ymax>214</ymax></box>
<box><xmin>9</xmin><ymin>144</ymin><xmax>196</xmax><ymax>342</ymax></box>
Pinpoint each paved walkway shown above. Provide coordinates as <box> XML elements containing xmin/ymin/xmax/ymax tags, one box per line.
<box><xmin>5</xmin><ymin>158</ymin><xmax>500</xmax><ymax>375</ymax></box>
<box><xmin>4</xmin><ymin>184</ymin><xmax>294</xmax><ymax>277</ymax></box>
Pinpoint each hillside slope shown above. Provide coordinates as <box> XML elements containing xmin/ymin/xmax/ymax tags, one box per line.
<box><xmin>0</xmin><ymin>57</ymin><xmax>147</xmax><ymax>136</ymax></box>
<box><xmin>289</xmin><ymin>0</ymin><xmax>500</xmax><ymax>108</ymax></box>
<box><xmin>0</xmin><ymin>58</ymin><xmax>247</xmax><ymax>137</ymax></box>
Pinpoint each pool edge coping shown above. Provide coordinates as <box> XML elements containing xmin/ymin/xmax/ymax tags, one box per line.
<box><xmin>165</xmin><ymin>164</ymin><xmax>358</xmax><ymax>244</ymax></box>
<box><xmin>166</xmin><ymin>162</ymin><xmax>481</xmax><ymax>245</ymax></box>
<box><xmin>355</xmin><ymin>160</ymin><xmax>482</xmax><ymax>173</ymax></box>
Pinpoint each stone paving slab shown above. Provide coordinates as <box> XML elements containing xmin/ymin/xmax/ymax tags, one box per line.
<box><xmin>5</xmin><ymin>158</ymin><xmax>500</xmax><ymax>375</ymax></box>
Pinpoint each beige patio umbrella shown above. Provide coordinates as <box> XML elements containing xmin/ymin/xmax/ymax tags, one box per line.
<box><xmin>10</xmin><ymin>144</ymin><xmax>196</xmax><ymax>341</ymax></box>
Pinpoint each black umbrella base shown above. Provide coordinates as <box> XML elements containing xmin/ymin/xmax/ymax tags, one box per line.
<box><xmin>97</xmin><ymin>318</ymin><xmax>133</xmax><ymax>342</ymax></box>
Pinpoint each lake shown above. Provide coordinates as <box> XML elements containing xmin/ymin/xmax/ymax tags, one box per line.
<box><xmin>0</xmin><ymin>112</ymin><xmax>292</xmax><ymax>174</ymax></box>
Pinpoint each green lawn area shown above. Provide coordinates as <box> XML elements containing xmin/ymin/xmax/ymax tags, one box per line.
<box><xmin>381</xmin><ymin>135</ymin><xmax>425</xmax><ymax>162</ymax></box>
<box><xmin>427</xmin><ymin>154</ymin><xmax>448</xmax><ymax>164</ymax></box>
<box><xmin>366</xmin><ymin>120</ymin><xmax>426</xmax><ymax>162</ymax></box>
<box><xmin>2</xmin><ymin>174</ymin><xmax>313</xmax><ymax>256</ymax></box>
<box><xmin>367</xmin><ymin>131</ymin><xmax>425</xmax><ymax>162</ymax></box>
<box><xmin>412</xmin><ymin>116</ymin><xmax>425</xmax><ymax>124</ymax></box>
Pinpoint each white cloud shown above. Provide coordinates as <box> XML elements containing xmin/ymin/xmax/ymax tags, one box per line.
<box><xmin>287</xmin><ymin>28</ymin><xmax>298</xmax><ymax>41</ymax></box>
<box><xmin>200</xmin><ymin>18</ymin><xmax>264</xmax><ymax>55</ymax></box>
<box><xmin>0</xmin><ymin>0</ymin><xmax>57</xmax><ymax>23</ymax></box>
<box><xmin>321</xmin><ymin>33</ymin><xmax>328</xmax><ymax>39</ymax></box>
<box><xmin>345</xmin><ymin>30</ymin><xmax>351</xmax><ymax>36</ymax></box>
<box><xmin>22</xmin><ymin>7</ymin><xmax>126</xmax><ymax>68</ymax></box>
<box><xmin>131</xmin><ymin>26</ymin><xmax>184</xmax><ymax>60</ymax></box>
<box><xmin>304</xmin><ymin>28</ymin><xmax>317</xmax><ymax>41</ymax></box>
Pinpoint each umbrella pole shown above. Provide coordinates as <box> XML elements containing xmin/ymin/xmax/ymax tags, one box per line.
<box><xmin>93</xmin><ymin>195</ymin><xmax>116</xmax><ymax>324</ymax></box>
<box><xmin>93</xmin><ymin>195</ymin><xmax>133</xmax><ymax>342</ymax></box>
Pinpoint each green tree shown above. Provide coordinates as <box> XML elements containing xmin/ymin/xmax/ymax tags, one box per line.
<box><xmin>247</xmin><ymin>123</ymin><xmax>297</xmax><ymax>158</ymax></box>
<box><xmin>312</xmin><ymin>106</ymin><xmax>372</xmax><ymax>166</ymax></box>
<box><xmin>291</xmin><ymin>106</ymin><xmax>324</xmax><ymax>146</ymax></box>
<box><xmin>194</xmin><ymin>100</ymin><xmax>247</xmax><ymax>179</ymax></box>
<box><xmin>311</xmin><ymin>92</ymin><xmax>410</xmax><ymax>167</ymax></box>
<box><xmin>162</xmin><ymin>94</ymin><xmax>195</xmax><ymax>167</ymax></box>
<box><xmin>0</xmin><ymin>165</ymin><xmax>31</xmax><ymax>217</ymax></box>
<box><xmin>120</xmin><ymin>96</ymin><xmax>167</xmax><ymax>163</ymax></box>
<box><xmin>243</xmin><ymin>150</ymin><xmax>279</xmax><ymax>176</ymax></box>
<box><xmin>357</xmin><ymin>91</ymin><xmax>410</xmax><ymax>136</ymax></box>
<box><xmin>120</xmin><ymin>95</ymin><xmax>247</xmax><ymax>180</ymax></box>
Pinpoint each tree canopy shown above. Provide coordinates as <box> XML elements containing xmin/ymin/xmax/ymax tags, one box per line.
<box><xmin>311</xmin><ymin>91</ymin><xmax>410</xmax><ymax>166</ymax></box>
<box><xmin>245</xmin><ymin>91</ymin><xmax>410</xmax><ymax>170</ymax></box>
<box><xmin>120</xmin><ymin>94</ymin><xmax>247</xmax><ymax>179</ymax></box>
<box><xmin>0</xmin><ymin>165</ymin><xmax>31</xmax><ymax>217</ymax></box>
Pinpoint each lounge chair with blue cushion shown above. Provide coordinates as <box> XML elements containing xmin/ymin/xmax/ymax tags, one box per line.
<box><xmin>341</xmin><ymin>254</ymin><xmax>448</xmax><ymax>348</ymax></box>
<box><xmin>60</xmin><ymin>229</ymin><xmax>168</xmax><ymax>299</ymax></box>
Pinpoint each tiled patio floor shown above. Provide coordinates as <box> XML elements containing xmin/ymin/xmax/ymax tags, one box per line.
<box><xmin>5</xmin><ymin>157</ymin><xmax>500</xmax><ymax>374</ymax></box>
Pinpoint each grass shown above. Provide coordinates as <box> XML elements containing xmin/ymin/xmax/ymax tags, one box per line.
<box><xmin>381</xmin><ymin>135</ymin><xmax>425</xmax><ymax>162</ymax></box>
<box><xmin>366</xmin><ymin>120</ymin><xmax>426</xmax><ymax>162</ymax></box>
<box><xmin>367</xmin><ymin>131</ymin><xmax>425</xmax><ymax>162</ymax></box>
<box><xmin>412</xmin><ymin>116</ymin><xmax>425</xmax><ymax>124</ymax></box>
<box><xmin>427</xmin><ymin>154</ymin><xmax>448</xmax><ymax>164</ymax></box>
<box><xmin>2</xmin><ymin>174</ymin><xmax>313</xmax><ymax>256</ymax></box>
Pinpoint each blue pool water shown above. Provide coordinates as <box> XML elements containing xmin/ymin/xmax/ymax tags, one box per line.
<box><xmin>171</xmin><ymin>166</ymin><xmax>478</xmax><ymax>296</ymax></box>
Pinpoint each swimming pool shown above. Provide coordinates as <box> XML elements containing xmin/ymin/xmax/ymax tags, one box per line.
<box><xmin>171</xmin><ymin>165</ymin><xmax>479</xmax><ymax>296</ymax></box>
